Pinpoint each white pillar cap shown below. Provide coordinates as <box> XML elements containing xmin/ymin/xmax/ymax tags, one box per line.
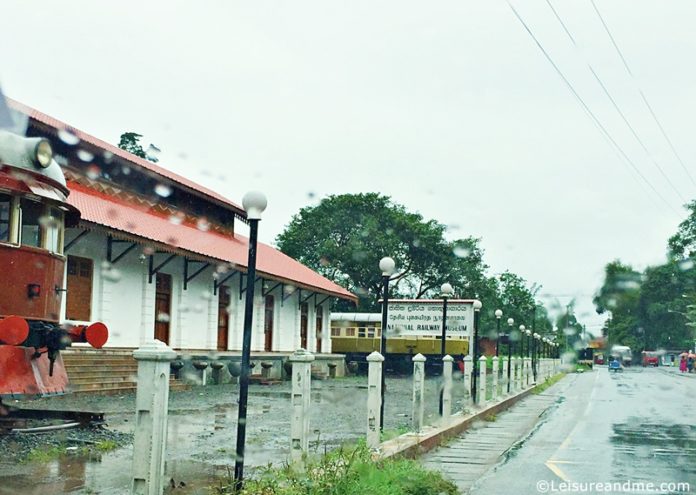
<box><xmin>478</xmin><ymin>355</ymin><xmax>487</xmax><ymax>362</ymax></box>
<box><xmin>289</xmin><ymin>348</ymin><xmax>315</xmax><ymax>362</ymax></box>
<box><xmin>133</xmin><ymin>339</ymin><xmax>177</xmax><ymax>362</ymax></box>
<box><xmin>367</xmin><ymin>351</ymin><xmax>385</xmax><ymax>362</ymax></box>
<box><xmin>412</xmin><ymin>353</ymin><xmax>426</xmax><ymax>362</ymax></box>
<box><xmin>442</xmin><ymin>355</ymin><xmax>453</xmax><ymax>362</ymax></box>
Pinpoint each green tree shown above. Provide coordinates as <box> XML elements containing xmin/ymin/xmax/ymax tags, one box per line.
<box><xmin>668</xmin><ymin>200</ymin><xmax>696</xmax><ymax>258</ymax></box>
<box><xmin>276</xmin><ymin>193</ymin><xmax>453</xmax><ymax>310</ymax></box>
<box><xmin>118</xmin><ymin>132</ymin><xmax>159</xmax><ymax>163</ymax></box>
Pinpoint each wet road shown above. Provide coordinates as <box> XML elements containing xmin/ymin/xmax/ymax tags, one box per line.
<box><xmin>471</xmin><ymin>367</ymin><xmax>696</xmax><ymax>495</ymax></box>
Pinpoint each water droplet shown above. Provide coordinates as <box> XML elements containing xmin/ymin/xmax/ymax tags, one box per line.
<box><xmin>169</xmin><ymin>212</ymin><xmax>185</xmax><ymax>225</ymax></box>
<box><xmin>103</xmin><ymin>151</ymin><xmax>114</xmax><ymax>163</ymax></box>
<box><xmin>54</xmin><ymin>155</ymin><xmax>68</xmax><ymax>166</ymax></box>
<box><xmin>86</xmin><ymin>165</ymin><xmax>101</xmax><ymax>180</ymax></box>
<box><xmin>156</xmin><ymin>312</ymin><xmax>170</xmax><ymax>323</ymax></box>
<box><xmin>679</xmin><ymin>259</ymin><xmax>694</xmax><ymax>271</ymax></box>
<box><xmin>201</xmin><ymin>291</ymin><xmax>213</xmax><ymax>301</ymax></box>
<box><xmin>196</xmin><ymin>217</ymin><xmax>210</xmax><ymax>231</ymax></box>
<box><xmin>453</xmin><ymin>246</ymin><xmax>471</xmax><ymax>258</ymax></box>
<box><xmin>145</xmin><ymin>144</ymin><xmax>161</xmax><ymax>161</ymax></box>
<box><xmin>154</xmin><ymin>183</ymin><xmax>172</xmax><ymax>198</ymax></box>
<box><xmin>103</xmin><ymin>267</ymin><xmax>122</xmax><ymax>282</ymax></box>
<box><xmin>77</xmin><ymin>149</ymin><xmax>94</xmax><ymax>162</ymax></box>
<box><xmin>58</xmin><ymin>128</ymin><xmax>80</xmax><ymax>146</ymax></box>
<box><xmin>106</xmin><ymin>208</ymin><xmax>119</xmax><ymax>219</ymax></box>
<box><xmin>143</xmin><ymin>246</ymin><xmax>155</xmax><ymax>255</ymax></box>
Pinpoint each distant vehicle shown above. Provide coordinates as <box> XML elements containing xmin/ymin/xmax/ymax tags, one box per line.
<box><xmin>609</xmin><ymin>359</ymin><xmax>622</xmax><ymax>372</ymax></box>
<box><xmin>611</xmin><ymin>345</ymin><xmax>633</xmax><ymax>367</ymax></box>
<box><xmin>578</xmin><ymin>347</ymin><xmax>594</xmax><ymax>367</ymax></box>
<box><xmin>641</xmin><ymin>351</ymin><xmax>659</xmax><ymax>367</ymax></box>
<box><xmin>594</xmin><ymin>353</ymin><xmax>605</xmax><ymax>365</ymax></box>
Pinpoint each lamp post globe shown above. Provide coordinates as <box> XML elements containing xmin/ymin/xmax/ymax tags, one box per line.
<box><xmin>507</xmin><ymin>318</ymin><xmax>514</xmax><ymax>327</ymax></box>
<box><xmin>495</xmin><ymin>309</ymin><xmax>503</xmax><ymax>319</ymax></box>
<box><xmin>242</xmin><ymin>191</ymin><xmax>267</xmax><ymax>220</ymax></box>
<box><xmin>379</xmin><ymin>257</ymin><xmax>396</xmax><ymax>276</ymax></box>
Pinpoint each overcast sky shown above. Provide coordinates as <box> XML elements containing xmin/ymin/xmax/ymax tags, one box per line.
<box><xmin>3</xmin><ymin>0</ymin><xmax>695</xmax><ymax>332</ymax></box>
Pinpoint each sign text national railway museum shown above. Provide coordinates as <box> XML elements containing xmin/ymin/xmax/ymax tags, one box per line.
<box><xmin>386</xmin><ymin>299</ymin><xmax>474</xmax><ymax>338</ymax></box>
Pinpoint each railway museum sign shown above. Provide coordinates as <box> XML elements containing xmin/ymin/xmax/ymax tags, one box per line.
<box><xmin>386</xmin><ymin>299</ymin><xmax>474</xmax><ymax>338</ymax></box>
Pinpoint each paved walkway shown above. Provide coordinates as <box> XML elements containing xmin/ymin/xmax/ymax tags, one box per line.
<box><xmin>421</xmin><ymin>379</ymin><xmax>568</xmax><ymax>493</ymax></box>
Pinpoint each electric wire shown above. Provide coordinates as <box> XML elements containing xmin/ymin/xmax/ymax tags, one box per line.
<box><xmin>590</xmin><ymin>0</ymin><xmax>696</xmax><ymax>189</ymax></box>
<box><xmin>506</xmin><ymin>1</ymin><xmax>678</xmax><ymax>214</ymax></box>
<box><xmin>545</xmin><ymin>0</ymin><xmax>687</xmax><ymax>204</ymax></box>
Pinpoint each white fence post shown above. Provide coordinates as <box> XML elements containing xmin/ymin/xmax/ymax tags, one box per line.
<box><xmin>412</xmin><ymin>353</ymin><xmax>426</xmax><ymax>433</ymax></box>
<box><xmin>366</xmin><ymin>351</ymin><xmax>384</xmax><ymax>449</ymax></box>
<box><xmin>463</xmin><ymin>355</ymin><xmax>473</xmax><ymax>405</ymax></box>
<box><xmin>131</xmin><ymin>340</ymin><xmax>176</xmax><ymax>495</ymax></box>
<box><xmin>289</xmin><ymin>349</ymin><xmax>314</xmax><ymax>469</ymax></box>
<box><xmin>502</xmin><ymin>357</ymin><xmax>509</xmax><ymax>394</ymax></box>
<box><xmin>515</xmin><ymin>357</ymin><xmax>522</xmax><ymax>391</ymax></box>
<box><xmin>478</xmin><ymin>355</ymin><xmax>487</xmax><ymax>405</ymax></box>
<box><xmin>491</xmin><ymin>356</ymin><xmax>499</xmax><ymax>401</ymax></box>
<box><xmin>523</xmin><ymin>357</ymin><xmax>529</xmax><ymax>388</ymax></box>
<box><xmin>442</xmin><ymin>355</ymin><xmax>453</xmax><ymax>419</ymax></box>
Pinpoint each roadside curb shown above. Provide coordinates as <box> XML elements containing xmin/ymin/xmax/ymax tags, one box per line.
<box><xmin>376</xmin><ymin>374</ymin><xmax>565</xmax><ymax>461</ymax></box>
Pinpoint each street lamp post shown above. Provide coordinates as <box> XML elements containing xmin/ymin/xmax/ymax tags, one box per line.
<box><xmin>525</xmin><ymin>329</ymin><xmax>532</xmax><ymax>357</ymax></box>
<box><xmin>234</xmin><ymin>191</ymin><xmax>267</xmax><ymax>489</ymax></box>
<box><xmin>379</xmin><ymin>256</ymin><xmax>395</xmax><ymax>432</ymax></box>
<box><xmin>495</xmin><ymin>309</ymin><xmax>503</xmax><ymax>357</ymax></box>
<box><xmin>519</xmin><ymin>325</ymin><xmax>526</xmax><ymax>357</ymax></box>
<box><xmin>439</xmin><ymin>283</ymin><xmax>454</xmax><ymax>415</ymax></box>
<box><xmin>506</xmin><ymin>317</ymin><xmax>514</xmax><ymax>393</ymax></box>
<box><xmin>471</xmin><ymin>300</ymin><xmax>483</xmax><ymax>402</ymax></box>
<box><xmin>533</xmin><ymin>333</ymin><xmax>540</xmax><ymax>381</ymax></box>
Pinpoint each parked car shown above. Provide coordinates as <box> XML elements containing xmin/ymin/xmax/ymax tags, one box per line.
<box><xmin>642</xmin><ymin>351</ymin><xmax>659</xmax><ymax>367</ymax></box>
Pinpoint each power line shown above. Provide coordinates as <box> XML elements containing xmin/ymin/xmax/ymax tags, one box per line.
<box><xmin>506</xmin><ymin>1</ymin><xmax>678</xmax><ymax>214</ymax></box>
<box><xmin>545</xmin><ymin>0</ymin><xmax>687</xmax><ymax>204</ymax></box>
<box><xmin>590</xmin><ymin>0</ymin><xmax>696</xmax><ymax>190</ymax></box>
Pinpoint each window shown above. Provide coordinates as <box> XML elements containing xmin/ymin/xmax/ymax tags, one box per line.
<box><xmin>65</xmin><ymin>256</ymin><xmax>93</xmax><ymax>321</ymax></box>
<box><xmin>0</xmin><ymin>194</ymin><xmax>10</xmax><ymax>242</ymax></box>
<box><xmin>20</xmin><ymin>199</ymin><xmax>42</xmax><ymax>248</ymax></box>
<box><xmin>358</xmin><ymin>327</ymin><xmax>366</xmax><ymax>338</ymax></box>
<box><xmin>331</xmin><ymin>328</ymin><xmax>341</xmax><ymax>337</ymax></box>
<box><xmin>44</xmin><ymin>207</ymin><xmax>64</xmax><ymax>254</ymax></box>
<box><xmin>346</xmin><ymin>328</ymin><xmax>356</xmax><ymax>337</ymax></box>
<box><xmin>367</xmin><ymin>327</ymin><xmax>375</xmax><ymax>338</ymax></box>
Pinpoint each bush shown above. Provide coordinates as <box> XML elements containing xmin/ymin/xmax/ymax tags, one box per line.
<box><xmin>215</xmin><ymin>444</ymin><xmax>458</xmax><ymax>495</ymax></box>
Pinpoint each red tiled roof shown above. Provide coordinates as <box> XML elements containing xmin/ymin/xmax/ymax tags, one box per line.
<box><xmin>6</xmin><ymin>98</ymin><xmax>245</xmax><ymax>217</ymax></box>
<box><xmin>67</xmin><ymin>182</ymin><xmax>356</xmax><ymax>302</ymax></box>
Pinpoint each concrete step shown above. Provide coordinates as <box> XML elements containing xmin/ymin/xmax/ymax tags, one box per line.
<box><xmin>67</xmin><ymin>367</ymin><xmax>139</xmax><ymax>376</ymax></box>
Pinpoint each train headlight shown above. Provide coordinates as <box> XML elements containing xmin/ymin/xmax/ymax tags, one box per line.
<box><xmin>35</xmin><ymin>139</ymin><xmax>53</xmax><ymax>168</ymax></box>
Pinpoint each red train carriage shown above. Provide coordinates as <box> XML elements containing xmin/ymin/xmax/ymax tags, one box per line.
<box><xmin>0</xmin><ymin>130</ymin><xmax>108</xmax><ymax>398</ymax></box>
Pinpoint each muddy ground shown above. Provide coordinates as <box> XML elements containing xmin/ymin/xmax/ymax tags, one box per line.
<box><xmin>0</xmin><ymin>374</ymin><xmax>476</xmax><ymax>494</ymax></box>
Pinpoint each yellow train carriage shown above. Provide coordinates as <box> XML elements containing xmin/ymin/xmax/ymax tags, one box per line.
<box><xmin>330</xmin><ymin>313</ymin><xmax>469</xmax><ymax>370</ymax></box>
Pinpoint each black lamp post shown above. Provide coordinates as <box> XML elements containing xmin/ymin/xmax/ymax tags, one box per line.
<box><xmin>439</xmin><ymin>283</ymin><xmax>454</xmax><ymax>415</ymax></box>
<box><xmin>506</xmin><ymin>317</ymin><xmax>514</xmax><ymax>393</ymax></box>
<box><xmin>525</xmin><ymin>329</ymin><xmax>531</xmax><ymax>357</ymax></box>
<box><xmin>379</xmin><ymin>256</ymin><xmax>395</xmax><ymax>432</ymax></box>
<box><xmin>470</xmin><ymin>300</ymin><xmax>483</xmax><ymax>403</ymax></box>
<box><xmin>234</xmin><ymin>191</ymin><xmax>267</xmax><ymax>489</ymax></box>
<box><xmin>494</xmin><ymin>309</ymin><xmax>503</xmax><ymax>356</ymax></box>
<box><xmin>533</xmin><ymin>333</ymin><xmax>540</xmax><ymax>381</ymax></box>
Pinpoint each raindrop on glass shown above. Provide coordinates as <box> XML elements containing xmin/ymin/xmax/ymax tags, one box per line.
<box><xmin>58</xmin><ymin>128</ymin><xmax>80</xmax><ymax>145</ymax></box>
<box><xmin>77</xmin><ymin>149</ymin><xmax>94</xmax><ymax>162</ymax></box>
<box><xmin>154</xmin><ymin>183</ymin><xmax>172</xmax><ymax>198</ymax></box>
<box><xmin>86</xmin><ymin>165</ymin><xmax>101</xmax><ymax>180</ymax></box>
<box><xmin>196</xmin><ymin>217</ymin><xmax>210</xmax><ymax>232</ymax></box>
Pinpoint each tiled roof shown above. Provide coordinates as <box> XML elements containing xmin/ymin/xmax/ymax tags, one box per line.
<box><xmin>68</xmin><ymin>182</ymin><xmax>356</xmax><ymax>302</ymax></box>
<box><xmin>6</xmin><ymin>98</ymin><xmax>245</xmax><ymax>217</ymax></box>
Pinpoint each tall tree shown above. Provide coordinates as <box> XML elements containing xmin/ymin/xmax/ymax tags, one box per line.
<box><xmin>669</xmin><ymin>200</ymin><xmax>696</xmax><ymax>259</ymax></box>
<box><xmin>118</xmin><ymin>132</ymin><xmax>159</xmax><ymax>163</ymax></box>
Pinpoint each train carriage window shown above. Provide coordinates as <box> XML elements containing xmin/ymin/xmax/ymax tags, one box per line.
<box><xmin>358</xmin><ymin>327</ymin><xmax>366</xmax><ymax>338</ymax></box>
<box><xmin>346</xmin><ymin>328</ymin><xmax>356</xmax><ymax>337</ymax></box>
<box><xmin>0</xmin><ymin>194</ymin><xmax>10</xmax><ymax>242</ymax></box>
<box><xmin>367</xmin><ymin>327</ymin><xmax>375</xmax><ymax>338</ymax></box>
<box><xmin>19</xmin><ymin>199</ymin><xmax>42</xmax><ymax>248</ymax></box>
<box><xmin>331</xmin><ymin>328</ymin><xmax>341</xmax><ymax>337</ymax></box>
<box><xmin>43</xmin><ymin>207</ymin><xmax>64</xmax><ymax>254</ymax></box>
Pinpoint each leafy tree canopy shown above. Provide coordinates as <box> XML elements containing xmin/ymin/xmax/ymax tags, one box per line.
<box><xmin>118</xmin><ymin>131</ymin><xmax>159</xmax><ymax>163</ymax></box>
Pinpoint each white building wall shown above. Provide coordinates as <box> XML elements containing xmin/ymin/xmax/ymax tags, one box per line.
<box><xmin>61</xmin><ymin>229</ymin><xmax>340</xmax><ymax>353</ymax></box>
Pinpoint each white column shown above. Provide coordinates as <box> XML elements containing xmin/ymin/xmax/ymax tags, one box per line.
<box><xmin>463</xmin><ymin>355</ymin><xmax>473</xmax><ymax>405</ymax></box>
<box><xmin>524</xmin><ymin>357</ymin><xmax>531</xmax><ymax>387</ymax></box>
<box><xmin>442</xmin><ymin>355</ymin><xmax>453</xmax><ymax>419</ymax></box>
<box><xmin>289</xmin><ymin>349</ymin><xmax>314</xmax><ymax>469</ymax></box>
<box><xmin>366</xmin><ymin>351</ymin><xmax>384</xmax><ymax>449</ymax></box>
<box><xmin>477</xmin><ymin>355</ymin><xmax>487</xmax><ymax>405</ymax></box>
<box><xmin>491</xmin><ymin>356</ymin><xmax>499</xmax><ymax>401</ymax></box>
<box><xmin>502</xmin><ymin>357</ymin><xmax>509</xmax><ymax>394</ymax></box>
<box><xmin>412</xmin><ymin>353</ymin><xmax>426</xmax><ymax>433</ymax></box>
<box><xmin>514</xmin><ymin>357</ymin><xmax>521</xmax><ymax>391</ymax></box>
<box><xmin>131</xmin><ymin>340</ymin><xmax>176</xmax><ymax>495</ymax></box>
